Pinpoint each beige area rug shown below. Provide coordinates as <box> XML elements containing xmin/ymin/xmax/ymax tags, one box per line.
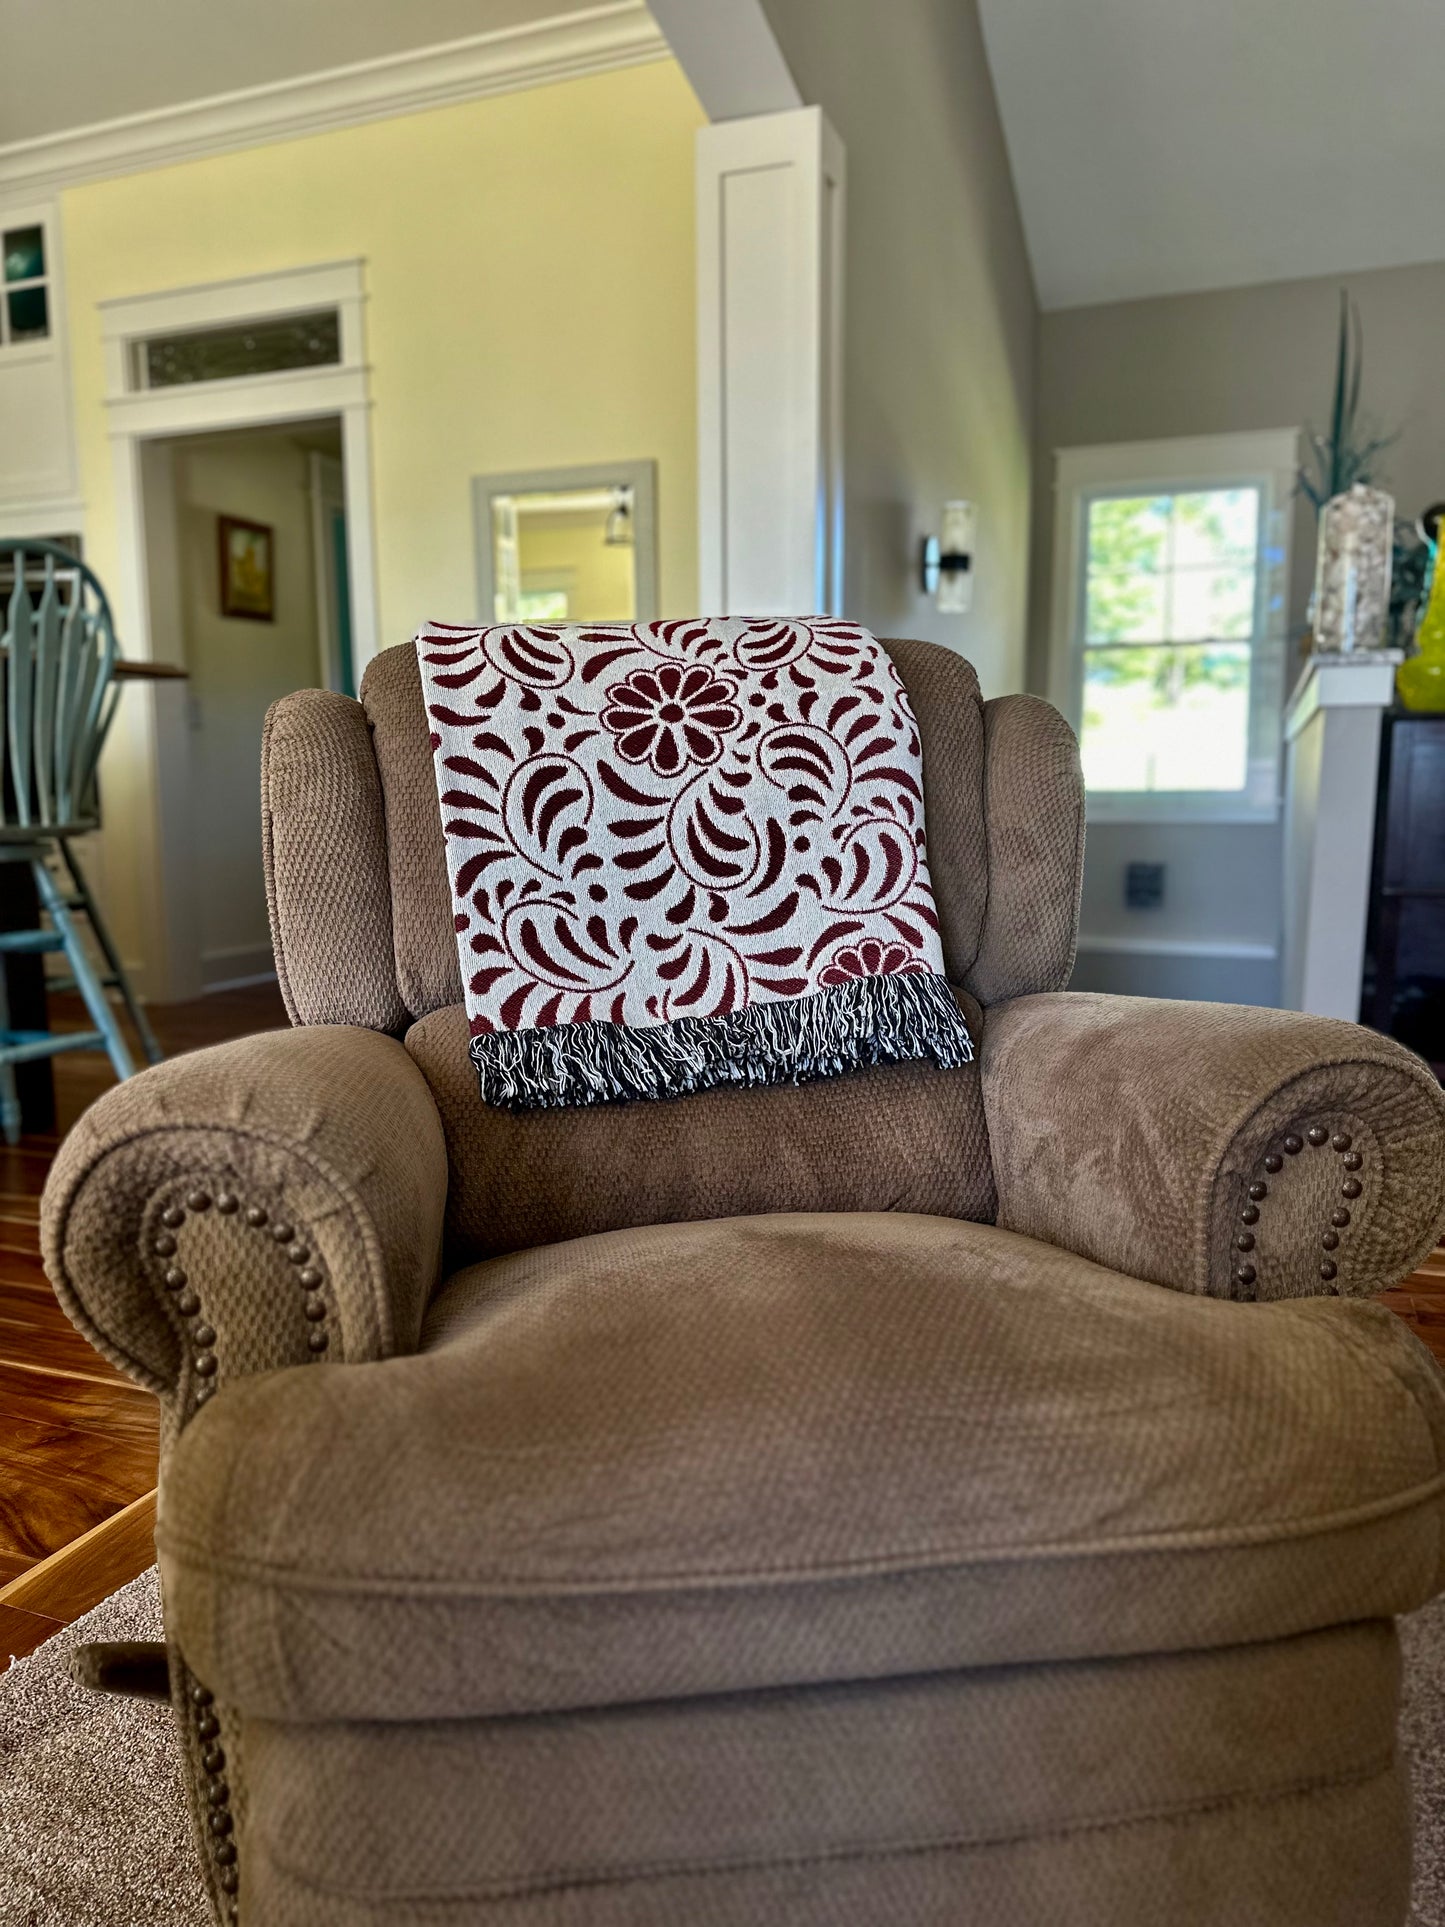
<box><xmin>0</xmin><ymin>1570</ymin><xmax>203</xmax><ymax>1926</ymax></box>
<box><xmin>2</xmin><ymin>1572</ymin><xmax>1444</xmax><ymax>1925</ymax></box>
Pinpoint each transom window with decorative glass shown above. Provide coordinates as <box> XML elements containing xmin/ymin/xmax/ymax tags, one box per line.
<box><xmin>2</xmin><ymin>222</ymin><xmax>50</xmax><ymax>347</ymax></box>
<box><xmin>135</xmin><ymin>309</ymin><xmax>340</xmax><ymax>389</ymax></box>
<box><xmin>1050</xmin><ymin>432</ymin><xmax>1298</xmax><ymax>824</ymax></box>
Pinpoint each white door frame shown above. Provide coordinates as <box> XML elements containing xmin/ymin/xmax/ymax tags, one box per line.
<box><xmin>309</xmin><ymin>449</ymin><xmax>350</xmax><ymax>694</ymax></box>
<box><xmin>101</xmin><ymin>257</ymin><xmax>379</xmax><ymax>671</ymax></box>
<box><xmin>98</xmin><ymin>257</ymin><xmax>379</xmax><ymax>999</ymax></box>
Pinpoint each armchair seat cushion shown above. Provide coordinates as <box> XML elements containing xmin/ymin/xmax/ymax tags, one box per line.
<box><xmin>157</xmin><ymin>1212</ymin><xmax>1445</xmax><ymax>1725</ymax></box>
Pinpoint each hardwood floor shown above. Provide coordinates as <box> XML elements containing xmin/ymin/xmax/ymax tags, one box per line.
<box><xmin>0</xmin><ymin>983</ymin><xmax>286</xmax><ymax>1667</ymax></box>
<box><xmin>0</xmin><ymin>975</ymin><xmax>1441</xmax><ymax>1674</ymax></box>
<box><xmin>1379</xmin><ymin>1245</ymin><xmax>1445</xmax><ymax>1368</ymax></box>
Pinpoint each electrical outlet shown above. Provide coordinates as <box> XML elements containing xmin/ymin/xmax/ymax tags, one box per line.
<box><xmin>1125</xmin><ymin>861</ymin><xmax>1165</xmax><ymax>910</ymax></box>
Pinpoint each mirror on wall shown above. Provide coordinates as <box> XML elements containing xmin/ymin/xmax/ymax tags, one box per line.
<box><xmin>472</xmin><ymin>460</ymin><xmax>657</xmax><ymax>624</ymax></box>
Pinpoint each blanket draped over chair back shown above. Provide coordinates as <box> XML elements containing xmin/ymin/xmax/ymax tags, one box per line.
<box><xmin>418</xmin><ymin>617</ymin><xmax>973</xmax><ymax>1108</ymax></box>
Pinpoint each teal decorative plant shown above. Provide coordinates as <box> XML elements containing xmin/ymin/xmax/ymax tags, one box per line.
<box><xmin>1298</xmin><ymin>290</ymin><xmax>1395</xmax><ymax>512</ymax></box>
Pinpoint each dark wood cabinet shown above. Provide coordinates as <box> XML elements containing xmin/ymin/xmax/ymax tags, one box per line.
<box><xmin>1362</xmin><ymin>711</ymin><xmax>1445</xmax><ymax>1071</ymax></box>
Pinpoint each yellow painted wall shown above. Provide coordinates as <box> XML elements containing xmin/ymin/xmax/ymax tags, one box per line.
<box><xmin>57</xmin><ymin>57</ymin><xmax>703</xmax><ymax>989</ymax></box>
<box><xmin>517</xmin><ymin>511</ymin><xmax>637</xmax><ymax>621</ymax></box>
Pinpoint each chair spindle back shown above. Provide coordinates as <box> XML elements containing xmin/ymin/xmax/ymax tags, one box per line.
<box><xmin>0</xmin><ymin>540</ymin><xmax>121</xmax><ymax>833</ymax></box>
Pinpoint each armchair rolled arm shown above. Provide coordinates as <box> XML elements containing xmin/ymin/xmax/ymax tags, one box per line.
<box><xmin>980</xmin><ymin>992</ymin><xmax>1445</xmax><ymax>1302</ymax></box>
<box><xmin>41</xmin><ymin>1026</ymin><xmax>448</xmax><ymax>1425</ymax></box>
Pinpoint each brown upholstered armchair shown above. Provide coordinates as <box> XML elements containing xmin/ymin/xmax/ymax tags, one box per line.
<box><xmin>41</xmin><ymin>638</ymin><xmax>1445</xmax><ymax>1926</ymax></box>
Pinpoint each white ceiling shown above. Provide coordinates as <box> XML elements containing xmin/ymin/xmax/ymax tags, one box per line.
<box><xmin>0</xmin><ymin>0</ymin><xmax>602</xmax><ymax>146</ymax></box>
<box><xmin>977</xmin><ymin>0</ymin><xmax>1445</xmax><ymax>310</ymax></box>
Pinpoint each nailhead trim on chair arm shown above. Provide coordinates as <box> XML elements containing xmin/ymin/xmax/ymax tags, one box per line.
<box><xmin>1233</xmin><ymin>1127</ymin><xmax>1363</xmax><ymax>1301</ymax></box>
<box><xmin>147</xmin><ymin>1184</ymin><xmax>340</xmax><ymax>1923</ymax></box>
<box><xmin>186</xmin><ymin>1673</ymin><xmax>240</xmax><ymax>1921</ymax></box>
<box><xmin>150</xmin><ymin>1185</ymin><xmax>331</xmax><ymax>1413</ymax></box>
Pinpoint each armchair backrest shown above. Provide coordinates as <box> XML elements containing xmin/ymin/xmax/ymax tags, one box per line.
<box><xmin>263</xmin><ymin>635</ymin><xmax>1084</xmax><ymax>1260</ymax></box>
<box><xmin>262</xmin><ymin>636</ymin><xmax>1084</xmax><ymax>1034</ymax></box>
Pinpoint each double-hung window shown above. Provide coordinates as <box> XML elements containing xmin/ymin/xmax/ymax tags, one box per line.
<box><xmin>1</xmin><ymin>216</ymin><xmax>51</xmax><ymax>350</ymax></box>
<box><xmin>1049</xmin><ymin>431</ymin><xmax>1298</xmax><ymax>823</ymax></box>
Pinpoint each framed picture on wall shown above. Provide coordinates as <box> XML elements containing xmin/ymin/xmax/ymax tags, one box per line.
<box><xmin>218</xmin><ymin>514</ymin><xmax>275</xmax><ymax>621</ymax></box>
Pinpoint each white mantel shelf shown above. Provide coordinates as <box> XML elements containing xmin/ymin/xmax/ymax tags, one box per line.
<box><xmin>1280</xmin><ymin>648</ymin><xmax>1402</xmax><ymax>1021</ymax></box>
<box><xmin>1284</xmin><ymin>649</ymin><xmax>1404</xmax><ymax>740</ymax></box>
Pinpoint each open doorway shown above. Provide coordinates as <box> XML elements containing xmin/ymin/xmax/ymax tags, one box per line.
<box><xmin>141</xmin><ymin>415</ymin><xmax>349</xmax><ymax>993</ymax></box>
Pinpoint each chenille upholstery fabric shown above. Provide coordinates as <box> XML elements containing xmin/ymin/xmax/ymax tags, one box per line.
<box><xmin>37</xmin><ymin>631</ymin><xmax>1445</xmax><ymax>1926</ymax></box>
<box><xmin>873</xmin><ymin>637</ymin><xmax>988</xmax><ymax>979</ymax></box>
<box><xmin>42</xmin><ymin>1027</ymin><xmax>446</xmax><ymax>1406</ymax></box>
<box><xmin>261</xmin><ymin>691</ymin><xmax>408</xmax><ymax>1035</ymax></box>
<box><xmin>241</xmin><ymin>1775</ymin><xmax>1408</xmax><ymax>1927</ymax></box>
<box><xmin>157</xmin><ymin>1213</ymin><xmax>1445</xmax><ymax>1725</ymax></box>
<box><xmin>236</xmin><ymin>1623</ymin><xmax>1407</xmax><ymax>1926</ymax></box>
<box><xmin>404</xmin><ymin>995</ymin><xmax>994</xmax><ymax>1264</ymax></box>
<box><xmin>965</xmin><ymin>692</ymin><xmax>1085</xmax><ymax>1003</ymax></box>
<box><xmin>983</xmin><ymin>991</ymin><xmax>1445</xmax><ymax>1301</ymax></box>
<box><xmin>358</xmin><ymin>643</ymin><xmax>459</xmax><ymax>1021</ymax></box>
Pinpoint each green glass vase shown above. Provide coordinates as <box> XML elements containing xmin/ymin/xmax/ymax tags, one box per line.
<box><xmin>1399</xmin><ymin>538</ymin><xmax>1445</xmax><ymax>711</ymax></box>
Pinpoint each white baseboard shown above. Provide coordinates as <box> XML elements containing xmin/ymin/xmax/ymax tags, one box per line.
<box><xmin>1070</xmin><ymin>938</ymin><xmax>1280</xmax><ymax>1007</ymax></box>
<box><xmin>200</xmin><ymin>943</ymin><xmax>277</xmax><ymax>992</ymax></box>
<box><xmin>1074</xmin><ymin>934</ymin><xmax>1277</xmax><ymax>961</ymax></box>
<box><xmin>203</xmin><ymin>969</ymin><xmax>280</xmax><ymax>995</ymax></box>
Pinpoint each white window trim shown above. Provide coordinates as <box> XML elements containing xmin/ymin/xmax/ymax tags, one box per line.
<box><xmin>1048</xmin><ymin>429</ymin><xmax>1300</xmax><ymax>826</ymax></box>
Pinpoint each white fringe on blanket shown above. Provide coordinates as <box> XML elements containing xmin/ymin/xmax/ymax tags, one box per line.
<box><xmin>470</xmin><ymin>968</ymin><xmax>971</xmax><ymax>1110</ymax></box>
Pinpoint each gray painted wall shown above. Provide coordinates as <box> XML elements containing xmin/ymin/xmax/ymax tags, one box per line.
<box><xmin>1032</xmin><ymin>257</ymin><xmax>1445</xmax><ymax>1005</ymax></box>
<box><xmin>758</xmin><ymin>0</ymin><xmax>1037</xmax><ymax>699</ymax></box>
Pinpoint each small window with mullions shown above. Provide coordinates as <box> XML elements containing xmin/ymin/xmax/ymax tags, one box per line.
<box><xmin>2</xmin><ymin>223</ymin><xmax>50</xmax><ymax>347</ymax></box>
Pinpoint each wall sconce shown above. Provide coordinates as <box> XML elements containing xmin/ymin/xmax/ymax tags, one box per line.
<box><xmin>604</xmin><ymin>486</ymin><xmax>635</xmax><ymax>548</ymax></box>
<box><xmin>919</xmin><ymin>500</ymin><xmax>976</xmax><ymax>613</ymax></box>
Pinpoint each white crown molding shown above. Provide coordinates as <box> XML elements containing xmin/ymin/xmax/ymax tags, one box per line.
<box><xmin>0</xmin><ymin>2</ymin><xmax>670</xmax><ymax>199</ymax></box>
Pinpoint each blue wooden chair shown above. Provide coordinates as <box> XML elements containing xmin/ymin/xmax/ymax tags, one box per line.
<box><xmin>0</xmin><ymin>539</ymin><xmax>162</xmax><ymax>1141</ymax></box>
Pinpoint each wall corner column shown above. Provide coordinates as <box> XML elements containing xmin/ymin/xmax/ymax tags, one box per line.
<box><xmin>696</xmin><ymin>106</ymin><xmax>845</xmax><ymax>616</ymax></box>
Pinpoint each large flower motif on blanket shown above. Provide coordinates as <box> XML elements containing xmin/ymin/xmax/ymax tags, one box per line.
<box><xmin>818</xmin><ymin>938</ymin><xmax>928</xmax><ymax>987</ymax></box>
<box><xmin>600</xmin><ymin>662</ymin><xmax>741</xmax><ymax>777</ymax></box>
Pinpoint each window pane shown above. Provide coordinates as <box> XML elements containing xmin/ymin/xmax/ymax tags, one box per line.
<box><xmin>1081</xmin><ymin>644</ymin><xmax>1250</xmax><ymax>793</ymax></box>
<box><xmin>1086</xmin><ymin>567</ymin><xmax>1165</xmax><ymax>642</ymax></box>
<box><xmin>1087</xmin><ymin>495</ymin><xmax>1169</xmax><ymax>571</ymax></box>
<box><xmin>3</xmin><ymin>226</ymin><xmax>44</xmax><ymax>283</ymax></box>
<box><xmin>1168</xmin><ymin>564</ymin><xmax>1256</xmax><ymax>641</ymax></box>
<box><xmin>1084</xmin><ymin>496</ymin><xmax>1169</xmax><ymax>640</ymax></box>
<box><xmin>143</xmin><ymin>309</ymin><xmax>340</xmax><ymax>386</ymax></box>
<box><xmin>1172</xmin><ymin>488</ymin><xmax>1258</xmax><ymax>566</ymax></box>
<box><xmin>6</xmin><ymin>285</ymin><xmax>48</xmax><ymax>341</ymax></box>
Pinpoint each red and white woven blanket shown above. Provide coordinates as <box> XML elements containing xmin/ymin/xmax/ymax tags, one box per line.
<box><xmin>418</xmin><ymin>616</ymin><xmax>972</xmax><ymax>1108</ymax></box>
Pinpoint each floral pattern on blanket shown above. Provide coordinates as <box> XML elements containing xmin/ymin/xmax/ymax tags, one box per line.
<box><xmin>418</xmin><ymin>617</ymin><xmax>949</xmax><ymax>1040</ymax></box>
